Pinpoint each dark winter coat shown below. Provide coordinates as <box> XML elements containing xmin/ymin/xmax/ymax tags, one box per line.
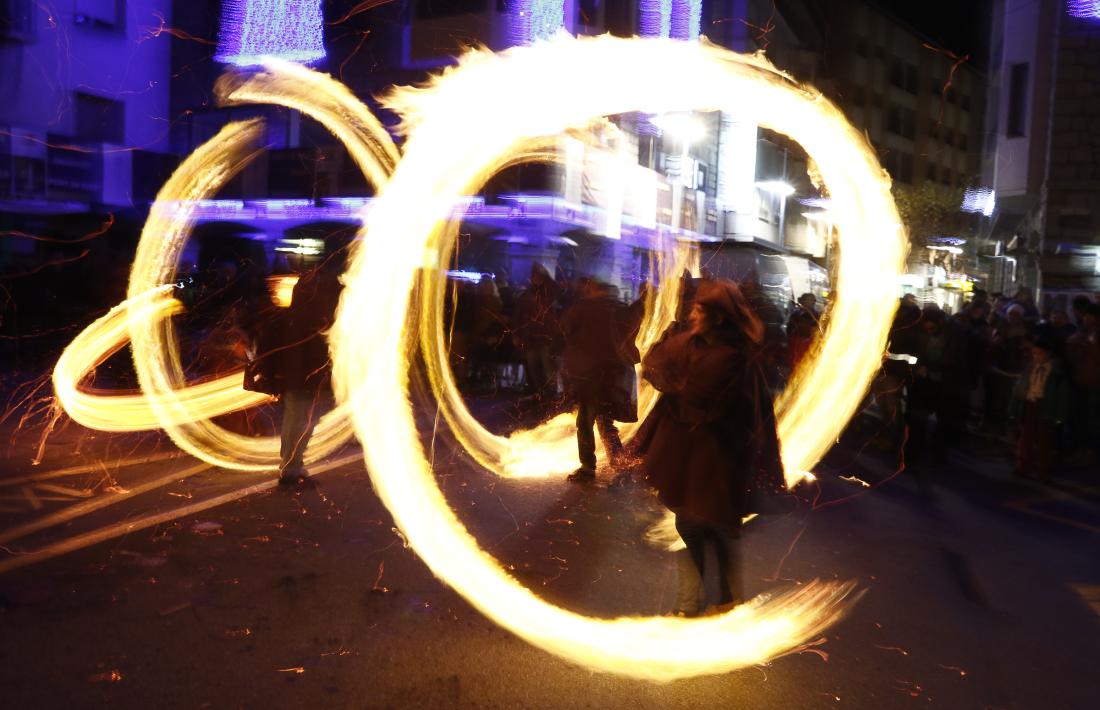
<box><xmin>560</xmin><ymin>293</ymin><xmax>643</xmax><ymax>422</ymax></box>
<box><xmin>280</xmin><ymin>265</ymin><xmax>343</xmax><ymax>392</ymax></box>
<box><xmin>513</xmin><ymin>265</ymin><xmax>562</xmax><ymax>351</ymax></box>
<box><xmin>636</xmin><ymin>328</ymin><xmax>785</xmax><ymax>526</ymax></box>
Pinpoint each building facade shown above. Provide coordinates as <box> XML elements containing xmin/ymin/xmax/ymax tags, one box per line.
<box><xmin>982</xmin><ymin>0</ymin><xmax>1100</xmax><ymax>306</ymax></box>
<box><xmin>0</xmin><ymin>0</ymin><xmax>174</xmax><ymax>217</ymax></box>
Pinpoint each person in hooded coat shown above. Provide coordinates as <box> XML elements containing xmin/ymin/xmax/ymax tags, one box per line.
<box><xmin>513</xmin><ymin>262</ymin><xmax>562</xmax><ymax>401</ymax></box>
<box><xmin>636</xmin><ymin>279</ymin><xmax>785</xmax><ymax>615</ymax></box>
<box><xmin>274</xmin><ymin>234</ymin><xmax>348</xmax><ymax>488</ymax></box>
<box><xmin>560</xmin><ymin>280</ymin><xmax>643</xmax><ymax>481</ymax></box>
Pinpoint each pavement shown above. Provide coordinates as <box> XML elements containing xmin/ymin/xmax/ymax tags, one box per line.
<box><xmin>0</xmin><ymin>389</ymin><xmax>1098</xmax><ymax>709</ymax></box>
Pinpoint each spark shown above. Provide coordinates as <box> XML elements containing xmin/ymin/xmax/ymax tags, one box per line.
<box><xmin>53</xmin><ymin>60</ymin><xmax>396</xmax><ymax>471</ymax></box>
<box><xmin>0</xmin><ymin>213</ymin><xmax>115</xmax><ymax>243</ymax></box>
<box><xmin>141</xmin><ymin>12</ymin><xmax>216</xmax><ymax>45</ymax></box>
<box><xmin>839</xmin><ymin>475</ymin><xmax>871</xmax><ymax>488</ymax></box>
<box><xmin>277</xmin><ymin>667</ymin><xmax>305</xmax><ymax>674</ymax></box>
<box><xmin>45</xmin><ymin>38</ymin><xmax>903</xmax><ymax>680</ymax></box>
<box><xmin>937</xmin><ymin>664</ymin><xmax>968</xmax><ymax>677</ymax></box>
<box><xmin>333</xmin><ymin>35</ymin><xmax>901</xmax><ymax>680</ymax></box>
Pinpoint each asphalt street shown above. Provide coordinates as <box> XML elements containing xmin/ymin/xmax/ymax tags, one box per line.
<box><xmin>0</xmin><ymin>394</ymin><xmax>1098</xmax><ymax>709</ymax></box>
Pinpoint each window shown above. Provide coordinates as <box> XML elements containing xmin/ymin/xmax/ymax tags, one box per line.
<box><xmin>1007</xmin><ymin>63</ymin><xmax>1029</xmax><ymax>137</ymax></box>
<box><xmin>889</xmin><ymin>59</ymin><xmax>905</xmax><ymax>89</ymax></box>
<box><xmin>0</xmin><ymin>0</ymin><xmax>35</xmax><ymax>41</ymax></box>
<box><xmin>904</xmin><ymin>65</ymin><xmax>919</xmax><ymax>94</ymax></box>
<box><xmin>887</xmin><ymin>106</ymin><xmax>915</xmax><ymax>139</ymax></box>
<box><xmin>890</xmin><ymin>60</ymin><xmax>918</xmax><ymax>94</ymax></box>
<box><xmin>74</xmin><ymin>0</ymin><xmax>124</xmax><ymax>30</ymax></box>
<box><xmin>75</xmin><ymin>92</ymin><xmax>125</xmax><ymax>144</ymax></box>
<box><xmin>898</xmin><ymin>153</ymin><xmax>913</xmax><ymax>184</ymax></box>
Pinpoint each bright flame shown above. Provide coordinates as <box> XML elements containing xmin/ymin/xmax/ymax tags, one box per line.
<box><xmin>268</xmin><ymin>274</ymin><xmax>299</xmax><ymax>308</ymax></box>
<box><xmin>332</xmin><ymin>35</ymin><xmax>902</xmax><ymax>680</ymax></box>
<box><xmin>52</xmin><ymin>38</ymin><xmax>904</xmax><ymax>680</ymax></box>
<box><xmin>55</xmin><ymin>60</ymin><xmax>398</xmax><ymax>471</ymax></box>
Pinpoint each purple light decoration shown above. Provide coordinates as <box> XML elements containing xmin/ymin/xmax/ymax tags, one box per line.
<box><xmin>639</xmin><ymin>0</ymin><xmax>672</xmax><ymax>38</ymax></box>
<box><xmin>508</xmin><ymin>0</ymin><xmax>565</xmax><ymax>46</ymax></box>
<box><xmin>670</xmin><ymin>0</ymin><xmax>702</xmax><ymax>41</ymax></box>
<box><xmin>215</xmin><ymin>0</ymin><xmax>326</xmax><ymax>67</ymax></box>
<box><xmin>1066</xmin><ymin>1</ymin><xmax>1100</xmax><ymax>18</ymax></box>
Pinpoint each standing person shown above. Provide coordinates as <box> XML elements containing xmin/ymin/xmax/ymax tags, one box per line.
<box><xmin>1065</xmin><ymin>304</ymin><xmax>1100</xmax><ymax>464</ymax></box>
<box><xmin>637</xmin><ymin>280</ymin><xmax>785</xmax><ymax>616</ymax></box>
<box><xmin>275</xmin><ymin>234</ymin><xmax>349</xmax><ymax>488</ymax></box>
<box><xmin>1009</xmin><ymin>338</ymin><xmax>1070</xmax><ymax>480</ymax></box>
<box><xmin>985</xmin><ymin>304</ymin><xmax>1031</xmax><ymax>436</ymax></box>
<box><xmin>560</xmin><ymin>280</ymin><xmax>642</xmax><ymax>482</ymax></box>
<box><xmin>905</xmin><ymin>307</ymin><xmax>968</xmax><ymax>465</ymax></box>
<box><xmin>786</xmin><ymin>292</ymin><xmax>820</xmax><ymax>370</ymax></box>
<box><xmin>513</xmin><ymin>262</ymin><xmax>561</xmax><ymax>402</ymax></box>
<box><xmin>872</xmin><ymin>296</ymin><xmax>922</xmax><ymax>449</ymax></box>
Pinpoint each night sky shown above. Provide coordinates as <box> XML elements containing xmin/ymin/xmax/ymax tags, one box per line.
<box><xmin>872</xmin><ymin>0</ymin><xmax>993</xmax><ymax>66</ymax></box>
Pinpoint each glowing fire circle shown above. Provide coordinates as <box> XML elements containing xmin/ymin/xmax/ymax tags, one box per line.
<box><xmin>333</xmin><ymin>35</ymin><xmax>905</xmax><ymax>680</ymax></box>
<box><xmin>53</xmin><ymin>61</ymin><xmax>399</xmax><ymax>471</ymax></box>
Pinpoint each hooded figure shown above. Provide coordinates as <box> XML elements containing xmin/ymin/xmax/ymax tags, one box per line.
<box><xmin>274</xmin><ymin>228</ymin><xmax>352</xmax><ymax>487</ymax></box>
<box><xmin>560</xmin><ymin>280</ymin><xmax>643</xmax><ymax>480</ymax></box>
<box><xmin>636</xmin><ymin>279</ymin><xmax>785</xmax><ymax>615</ymax></box>
<box><xmin>513</xmin><ymin>262</ymin><xmax>562</xmax><ymax>400</ymax></box>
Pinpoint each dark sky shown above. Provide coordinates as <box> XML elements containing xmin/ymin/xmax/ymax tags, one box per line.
<box><xmin>871</xmin><ymin>0</ymin><xmax>993</xmax><ymax>67</ymax></box>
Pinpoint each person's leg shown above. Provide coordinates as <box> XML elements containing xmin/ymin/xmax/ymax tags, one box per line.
<box><xmin>280</xmin><ymin>388</ymin><xmax>316</xmax><ymax>479</ymax></box>
<box><xmin>711</xmin><ymin>525</ymin><xmax>744</xmax><ymax>607</ymax></box>
<box><xmin>596</xmin><ymin>414</ymin><xmax>624</xmax><ymax>466</ymax></box>
<box><xmin>574</xmin><ymin>399</ymin><xmax>597</xmax><ymax>474</ymax></box>
<box><xmin>523</xmin><ymin>346</ymin><xmax>544</xmax><ymax>395</ymax></box>
<box><xmin>1017</xmin><ymin>403</ymin><xmax>1037</xmax><ymax>475</ymax></box>
<box><xmin>539</xmin><ymin>346</ymin><xmax>558</xmax><ymax>400</ymax></box>
<box><xmin>673</xmin><ymin>549</ymin><xmax>703</xmax><ymax>617</ymax></box>
<box><xmin>1035</xmin><ymin>418</ymin><xmax>1056</xmax><ymax>480</ymax></box>
<box><xmin>674</xmin><ymin>513</ymin><xmax>708</xmax><ymax>593</ymax></box>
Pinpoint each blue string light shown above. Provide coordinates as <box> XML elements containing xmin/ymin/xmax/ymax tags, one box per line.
<box><xmin>1066</xmin><ymin>0</ymin><xmax>1100</xmax><ymax>19</ymax></box>
<box><xmin>216</xmin><ymin>0</ymin><xmax>327</xmax><ymax>67</ymax></box>
<box><xmin>670</xmin><ymin>0</ymin><xmax>702</xmax><ymax>40</ymax></box>
<box><xmin>639</xmin><ymin>0</ymin><xmax>672</xmax><ymax>38</ymax></box>
<box><xmin>508</xmin><ymin>0</ymin><xmax>565</xmax><ymax>45</ymax></box>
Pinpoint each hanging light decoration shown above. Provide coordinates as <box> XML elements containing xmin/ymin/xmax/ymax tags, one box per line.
<box><xmin>215</xmin><ymin>0</ymin><xmax>327</xmax><ymax>67</ymax></box>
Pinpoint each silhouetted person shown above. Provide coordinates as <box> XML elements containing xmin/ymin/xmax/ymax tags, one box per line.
<box><xmin>1010</xmin><ymin>338</ymin><xmax>1069</xmax><ymax>480</ymax></box>
<box><xmin>561</xmin><ymin>280</ymin><xmax>642</xmax><ymax>482</ymax></box>
<box><xmin>636</xmin><ymin>280</ymin><xmax>784</xmax><ymax>616</ymax></box>
<box><xmin>514</xmin><ymin>262</ymin><xmax>561</xmax><ymax>401</ymax></box>
<box><xmin>786</xmin><ymin>292</ymin><xmax>820</xmax><ymax>369</ymax></box>
<box><xmin>275</xmin><ymin>237</ymin><xmax>348</xmax><ymax>488</ymax></box>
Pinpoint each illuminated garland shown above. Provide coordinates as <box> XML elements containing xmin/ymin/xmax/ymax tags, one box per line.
<box><xmin>216</xmin><ymin>0</ymin><xmax>326</xmax><ymax>67</ymax></box>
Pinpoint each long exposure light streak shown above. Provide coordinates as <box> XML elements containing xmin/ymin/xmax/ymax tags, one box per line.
<box><xmin>332</xmin><ymin>35</ymin><xmax>904</xmax><ymax>680</ymax></box>
<box><xmin>55</xmin><ymin>60</ymin><xmax>398</xmax><ymax>471</ymax></box>
<box><xmin>50</xmin><ymin>37</ymin><xmax>904</xmax><ymax>680</ymax></box>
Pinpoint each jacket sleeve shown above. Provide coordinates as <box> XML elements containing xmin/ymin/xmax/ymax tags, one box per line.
<box><xmin>641</xmin><ymin>328</ymin><xmax>685</xmax><ymax>393</ymax></box>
